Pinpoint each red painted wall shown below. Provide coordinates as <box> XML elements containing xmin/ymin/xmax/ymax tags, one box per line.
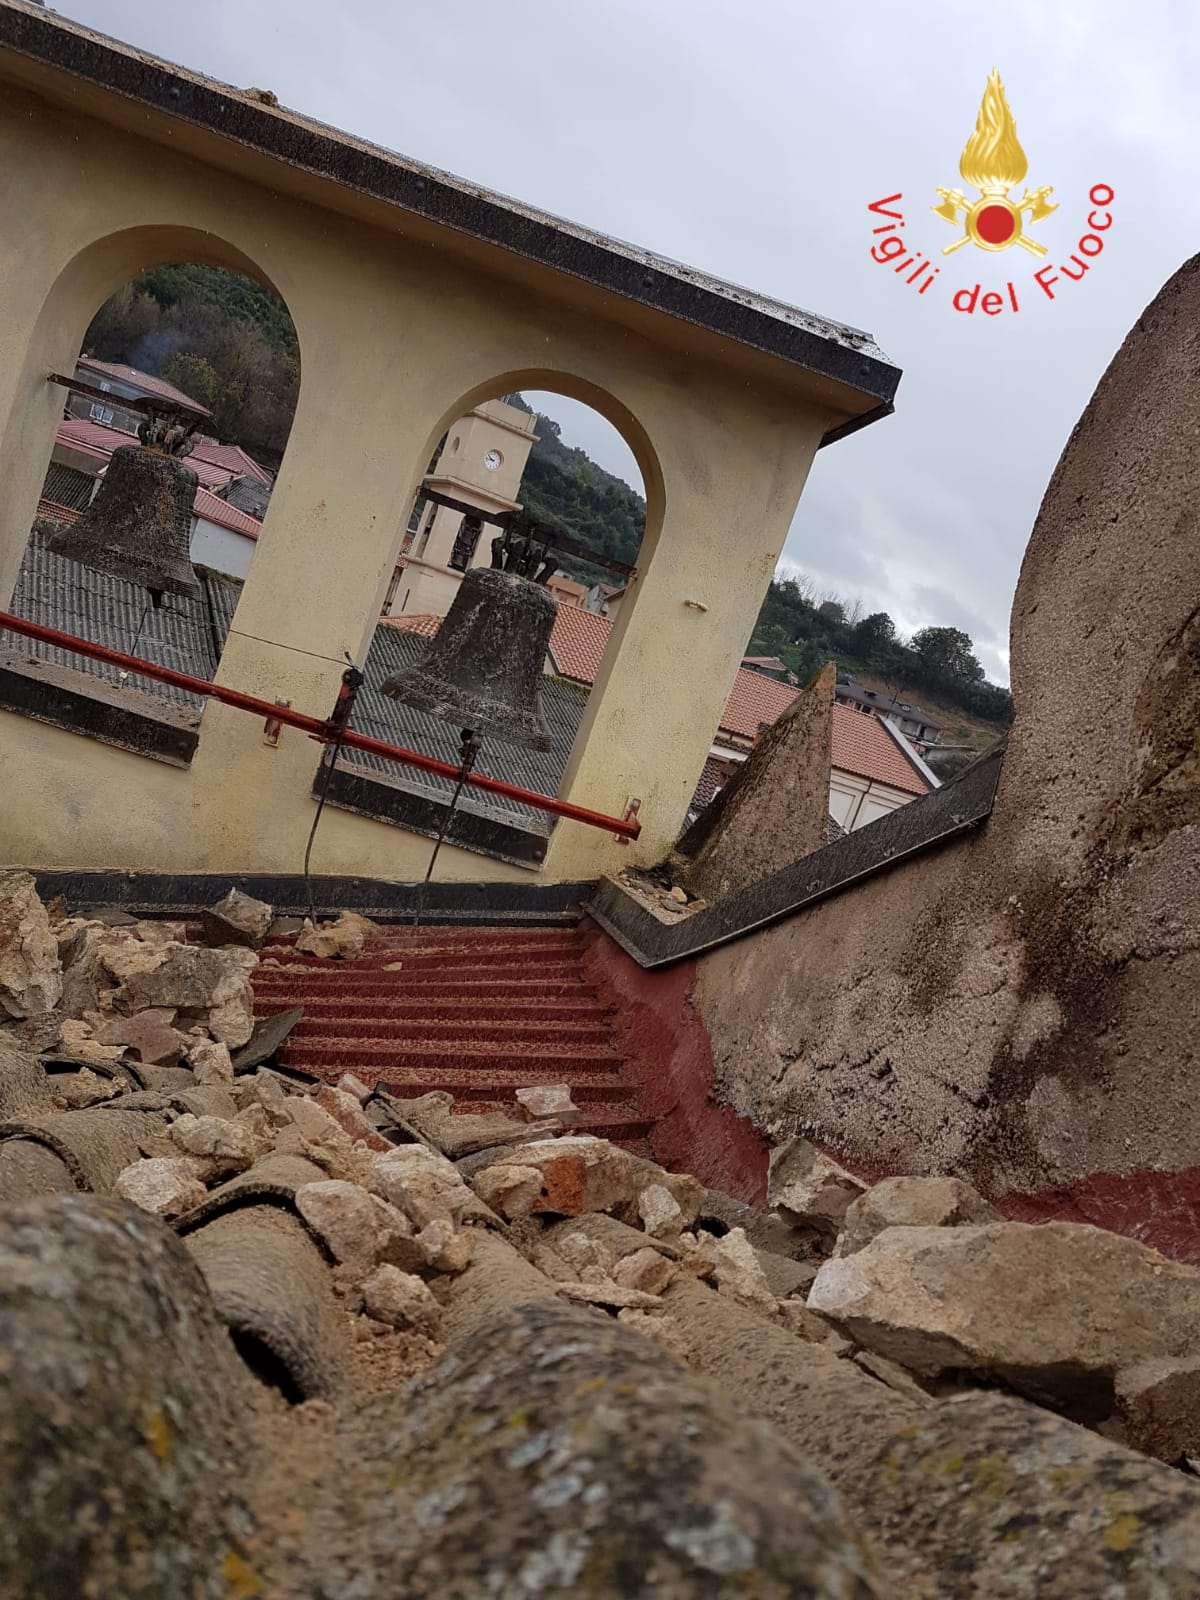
<box><xmin>579</xmin><ymin>923</ymin><xmax>768</xmax><ymax>1206</ymax></box>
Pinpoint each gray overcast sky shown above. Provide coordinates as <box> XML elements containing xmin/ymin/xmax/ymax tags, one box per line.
<box><xmin>55</xmin><ymin>0</ymin><xmax>1199</xmax><ymax>681</ymax></box>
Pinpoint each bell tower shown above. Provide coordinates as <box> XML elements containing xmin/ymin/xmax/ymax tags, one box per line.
<box><xmin>390</xmin><ymin>398</ymin><xmax>538</xmax><ymax>618</ymax></box>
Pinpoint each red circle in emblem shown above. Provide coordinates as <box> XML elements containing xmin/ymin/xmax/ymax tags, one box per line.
<box><xmin>976</xmin><ymin>203</ymin><xmax>1016</xmax><ymax>245</ymax></box>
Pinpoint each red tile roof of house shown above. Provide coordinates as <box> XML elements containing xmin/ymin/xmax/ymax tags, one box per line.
<box><xmin>57</xmin><ymin>418</ymin><xmax>271</xmax><ymax>490</ymax></box>
<box><xmin>831</xmin><ymin>702</ymin><xmax>929</xmax><ymax>795</ymax></box>
<box><xmin>54</xmin><ymin>421</ymin><xmax>264</xmax><ymax>539</ymax></box>
<box><xmin>78</xmin><ymin>357</ymin><xmax>213</xmax><ymax>416</ymax></box>
<box><xmin>546</xmin><ymin>604</ymin><xmax>613</xmax><ymax>683</ymax></box>
<box><xmin>58</xmin><ymin>419</ymin><xmax>236</xmax><ymax>492</ymax></box>
<box><xmin>36</xmin><ymin>498</ymin><xmax>80</xmax><ymax>524</ymax></box>
<box><xmin>718</xmin><ymin>668</ymin><xmax>799</xmax><ymax>740</ymax></box>
<box><xmin>383</xmin><ymin>609</ymin><xmax>931</xmax><ymax>796</ymax></box>
<box><xmin>189</xmin><ymin>437</ymin><xmax>273</xmax><ymax>486</ymax></box>
<box><xmin>382</xmin><ymin>613</ymin><xmax>442</xmax><ymax>639</ymax></box>
<box><xmin>192</xmin><ymin>487</ymin><xmax>262</xmax><ymax>538</ymax></box>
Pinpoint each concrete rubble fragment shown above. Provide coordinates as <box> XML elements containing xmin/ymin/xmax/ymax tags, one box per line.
<box><xmin>170</xmin><ymin>1112</ymin><xmax>260</xmax><ymax>1177</ymax></box>
<box><xmin>357</xmin><ymin>1264</ymin><xmax>442</xmax><ymax>1335</ymax></box>
<box><xmin>0</xmin><ymin>870</ymin><xmax>62</xmax><ymax>1019</ymax></box>
<box><xmin>95</xmin><ymin>1008</ymin><xmax>188</xmax><ymax>1065</ymax></box>
<box><xmin>513</xmin><ymin>1081</ymin><xmax>582</xmax><ymax>1124</ymax></box>
<box><xmin>768</xmin><ymin>1136</ymin><xmax>865</xmax><ymax>1239</ymax></box>
<box><xmin>201</xmin><ymin>887</ymin><xmax>274</xmax><ymax>949</ymax></box>
<box><xmin>808</xmin><ymin>1220</ymin><xmax>1200</xmax><ymax>1437</ymax></box>
<box><xmin>295</xmin><ymin>911</ymin><xmax>380</xmax><ymax>960</ymax></box>
<box><xmin>295</xmin><ymin>1179</ymin><xmax>417</xmax><ymax>1275</ymax></box>
<box><xmin>115</xmin><ymin>1155</ymin><xmax>208</xmax><ymax>1217</ymax></box>
<box><xmin>835</xmin><ymin>1174</ymin><xmax>1000</xmax><ymax>1257</ymax></box>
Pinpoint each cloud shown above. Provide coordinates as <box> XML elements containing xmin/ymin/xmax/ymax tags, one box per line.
<box><xmin>60</xmin><ymin>0</ymin><xmax>1199</xmax><ymax>689</ymax></box>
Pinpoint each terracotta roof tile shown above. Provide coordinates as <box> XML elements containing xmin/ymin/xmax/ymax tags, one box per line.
<box><xmin>546</xmin><ymin>605</ymin><xmax>613</xmax><ymax>683</ymax></box>
<box><xmin>192</xmin><ymin>487</ymin><xmax>261</xmax><ymax>538</ymax></box>
<box><xmin>57</xmin><ymin>419</ymin><xmax>237</xmax><ymax>492</ymax></box>
<box><xmin>830</xmin><ymin>702</ymin><xmax>929</xmax><ymax>796</ymax></box>
<box><xmin>718</xmin><ymin>668</ymin><xmax>799</xmax><ymax>739</ymax></box>
<box><xmin>381</xmin><ymin>613</ymin><xmax>442</xmax><ymax>640</ymax></box>
<box><xmin>189</xmin><ymin>437</ymin><xmax>273</xmax><ymax>486</ymax></box>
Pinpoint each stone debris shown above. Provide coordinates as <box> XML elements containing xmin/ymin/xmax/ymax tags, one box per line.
<box><xmin>471</xmin><ymin>1162</ymin><xmax>544</xmax><ymax>1220</ymax></box>
<box><xmin>710</xmin><ymin>1225</ymin><xmax>779</xmax><ymax>1317</ymax></box>
<box><xmin>315</xmin><ymin>1085</ymin><xmax>391</xmax><ymax>1151</ymax></box>
<box><xmin>201</xmin><ymin>887</ymin><xmax>274</xmax><ymax>949</ymax></box>
<box><xmin>612</xmin><ymin>1245</ymin><xmax>676</xmax><ymax>1295</ymax></box>
<box><xmin>115</xmin><ymin>1155</ymin><xmax>208</xmax><ymax>1217</ymax></box>
<box><xmin>10</xmin><ymin>877</ymin><xmax>1200</xmax><ymax>1593</ymax></box>
<box><xmin>638</xmin><ymin>1181</ymin><xmax>685</xmax><ymax>1238</ymax></box>
<box><xmin>0</xmin><ymin>870</ymin><xmax>62</xmax><ymax>1019</ymax></box>
<box><xmin>295</xmin><ymin>1180</ymin><xmax>416</xmax><ymax>1275</ymax></box>
<box><xmin>808</xmin><ymin>1220</ymin><xmax>1200</xmax><ymax>1438</ymax></box>
<box><xmin>513</xmin><ymin>1082</ymin><xmax>581</xmax><ymax>1124</ymax></box>
<box><xmin>369</xmin><ymin>1144</ymin><xmax>474</xmax><ymax>1226</ymax></box>
<box><xmin>294</xmin><ymin>912</ymin><xmax>380</xmax><ymax>961</ymax></box>
<box><xmin>555</xmin><ymin>1279</ymin><xmax>665</xmax><ymax>1311</ymax></box>
<box><xmin>170</xmin><ymin>1112</ymin><xmax>260</xmax><ymax>1177</ymax></box>
<box><xmin>58</xmin><ymin>1017</ymin><xmax>125</xmax><ymax>1066</ymax></box>
<box><xmin>357</xmin><ymin>1265</ymin><xmax>442</xmax><ymax>1336</ymax></box>
<box><xmin>835</xmin><ymin>1174</ymin><xmax>1000</xmax><ymax>1257</ymax></box>
<box><xmin>53</xmin><ymin>1066</ymin><xmax>123</xmax><ymax>1110</ymax></box>
<box><xmin>767</xmin><ymin>1136</ymin><xmax>865</xmax><ymax>1240</ymax></box>
<box><xmin>468</xmin><ymin>1134</ymin><xmax>635</xmax><ymax>1217</ymax></box>
<box><xmin>187</xmin><ymin>1036</ymin><xmax>234</xmax><ymax>1086</ymax></box>
<box><xmin>95</xmin><ymin>1008</ymin><xmax>188</xmax><ymax>1065</ymax></box>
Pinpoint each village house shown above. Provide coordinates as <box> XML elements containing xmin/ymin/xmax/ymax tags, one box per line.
<box><xmin>834</xmin><ymin>675</ymin><xmax>942</xmax><ymax>748</ymax></box>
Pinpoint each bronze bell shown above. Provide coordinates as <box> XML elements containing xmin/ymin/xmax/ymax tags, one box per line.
<box><xmin>48</xmin><ymin>441</ymin><xmax>201</xmax><ymax>600</ymax></box>
<box><xmin>381</xmin><ymin>566</ymin><xmax>557</xmax><ymax>749</ymax></box>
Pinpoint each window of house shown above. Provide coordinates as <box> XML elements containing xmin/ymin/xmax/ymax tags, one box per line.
<box><xmin>88</xmin><ymin>403</ymin><xmax>114</xmax><ymax>425</ymax></box>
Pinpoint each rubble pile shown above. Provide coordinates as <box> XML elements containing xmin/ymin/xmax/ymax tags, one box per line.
<box><xmin>1</xmin><ymin>872</ymin><xmax>1200</xmax><ymax>1594</ymax></box>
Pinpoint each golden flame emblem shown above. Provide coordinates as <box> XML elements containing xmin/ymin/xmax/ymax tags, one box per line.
<box><xmin>933</xmin><ymin>70</ymin><xmax>1056</xmax><ymax>255</ymax></box>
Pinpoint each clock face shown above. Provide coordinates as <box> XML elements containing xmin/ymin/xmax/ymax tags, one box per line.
<box><xmin>483</xmin><ymin>449</ymin><xmax>502</xmax><ymax>471</ymax></box>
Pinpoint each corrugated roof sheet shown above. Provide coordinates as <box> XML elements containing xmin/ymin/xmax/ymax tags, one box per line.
<box><xmin>344</xmin><ymin>629</ymin><xmax>589</xmax><ymax>835</ymax></box>
<box><xmin>2</xmin><ymin>528</ymin><xmax>216</xmax><ymax>712</ymax></box>
<box><xmin>57</xmin><ymin>419</ymin><xmax>237</xmax><ymax>493</ymax></box>
<box><xmin>386</xmin><ymin>607</ymin><xmax>931</xmax><ymax>796</ymax></box>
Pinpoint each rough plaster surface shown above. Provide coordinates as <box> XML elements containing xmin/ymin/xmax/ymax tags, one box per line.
<box><xmin>695</xmin><ymin>254</ymin><xmax>1200</xmax><ymax>1195</ymax></box>
<box><xmin>678</xmin><ymin>662</ymin><xmax>833</xmax><ymax>903</ymax></box>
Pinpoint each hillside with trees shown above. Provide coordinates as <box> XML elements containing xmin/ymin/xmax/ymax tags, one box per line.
<box><xmin>750</xmin><ymin>576</ymin><xmax>1012</xmax><ymax>769</ymax></box>
<box><xmin>502</xmin><ymin>394</ymin><xmax>644</xmax><ymax>582</ymax></box>
<box><xmin>81</xmin><ymin>264</ymin><xmax>299</xmax><ymax>465</ymax></box>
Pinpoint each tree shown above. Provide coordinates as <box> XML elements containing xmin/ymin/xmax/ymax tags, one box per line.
<box><xmin>910</xmin><ymin>626</ymin><xmax>985</xmax><ymax>685</ymax></box>
<box><xmin>855</xmin><ymin>611</ymin><xmax>897</xmax><ymax>651</ymax></box>
<box><xmin>161</xmin><ymin>352</ymin><xmax>220</xmax><ymax>414</ymax></box>
<box><xmin>817</xmin><ymin>599</ymin><xmax>845</xmax><ymax>627</ymax></box>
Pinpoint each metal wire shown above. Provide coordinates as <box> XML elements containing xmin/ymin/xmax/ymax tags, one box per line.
<box><xmin>412</xmin><ymin>728</ymin><xmax>478</xmax><ymax>928</ymax></box>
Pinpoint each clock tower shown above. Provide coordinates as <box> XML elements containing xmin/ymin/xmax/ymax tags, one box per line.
<box><xmin>388</xmin><ymin>397</ymin><xmax>538</xmax><ymax>618</ymax></box>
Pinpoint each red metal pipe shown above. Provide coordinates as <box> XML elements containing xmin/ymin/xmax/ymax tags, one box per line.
<box><xmin>0</xmin><ymin>609</ymin><xmax>642</xmax><ymax>840</ymax></box>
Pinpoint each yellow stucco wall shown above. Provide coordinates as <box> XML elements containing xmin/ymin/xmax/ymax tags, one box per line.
<box><xmin>0</xmin><ymin>58</ymin><xmax>857</xmax><ymax>885</ymax></box>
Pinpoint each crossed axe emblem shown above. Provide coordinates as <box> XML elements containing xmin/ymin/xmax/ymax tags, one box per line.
<box><xmin>932</xmin><ymin>185</ymin><xmax>1057</xmax><ymax>256</ymax></box>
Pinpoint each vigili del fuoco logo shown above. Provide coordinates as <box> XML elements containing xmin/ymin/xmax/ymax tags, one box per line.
<box><xmin>867</xmin><ymin>70</ymin><xmax>1114</xmax><ymax>315</ymax></box>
